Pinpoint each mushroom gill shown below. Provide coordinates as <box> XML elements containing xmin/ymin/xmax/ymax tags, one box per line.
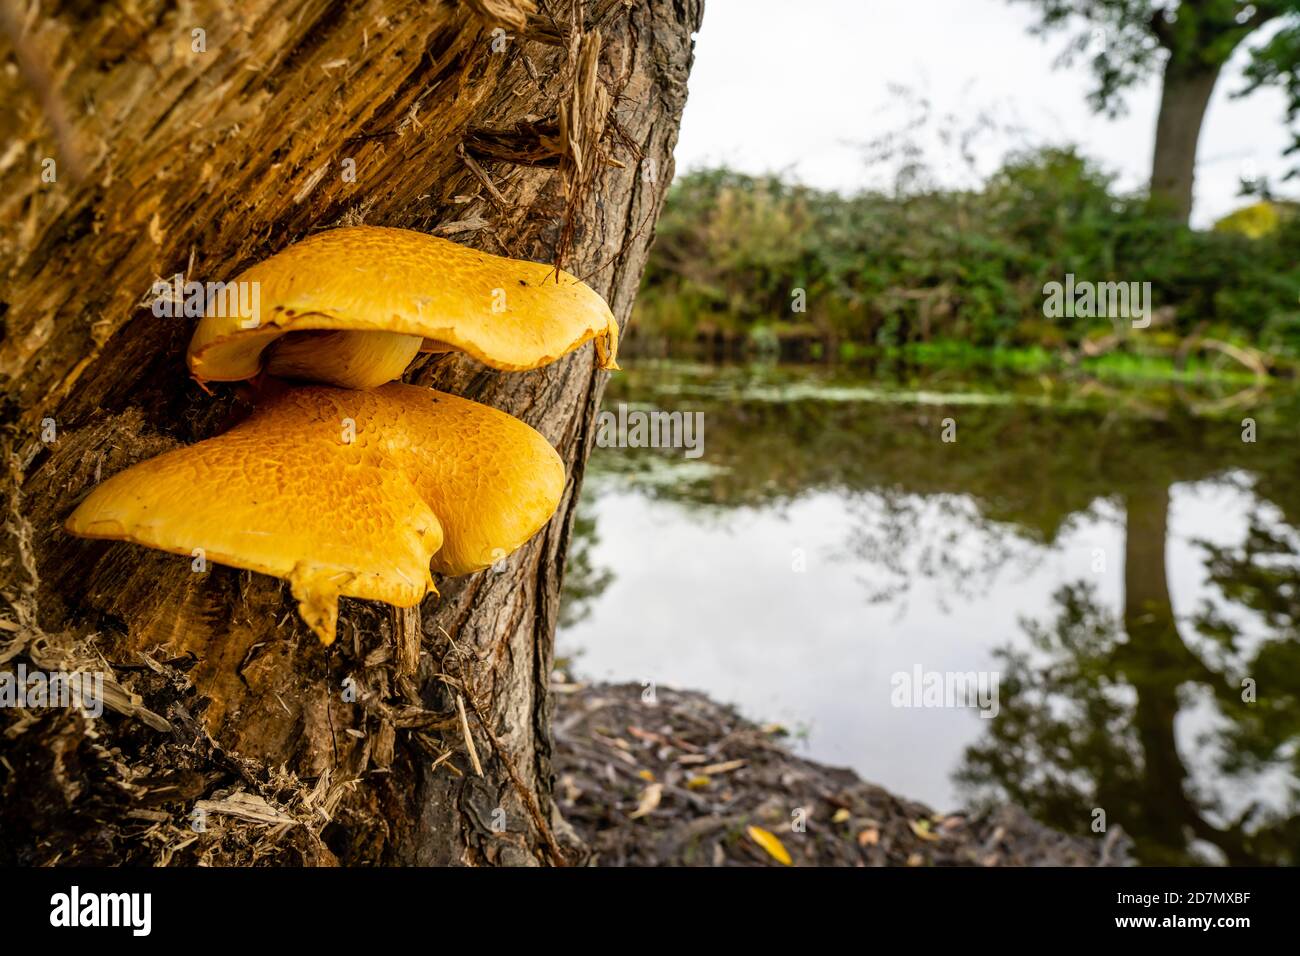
<box><xmin>264</xmin><ymin>329</ymin><xmax>425</xmax><ymax>390</ymax></box>
<box><xmin>187</xmin><ymin>225</ymin><xmax>620</xmax><ymax>389</ymax></box>
<box><xmin>65</xmin><ymin>383</ymin><xmax>566</xmax><ymax>644</ymax></box>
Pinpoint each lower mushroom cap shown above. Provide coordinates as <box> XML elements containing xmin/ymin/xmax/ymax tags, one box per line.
<box><xmin>301</xmin><ymin>383</ymin><xmax>568</xmax><ymax>576</ymax></box>
<box><xmin>65</xmin><ymin>383</ymin><xmax>566</xmax><ymax>643</ymax></box>
<box><xmin>187</xmin><ymin>226</ymin><xmax>620</xmax><ymax>387</ymax></box>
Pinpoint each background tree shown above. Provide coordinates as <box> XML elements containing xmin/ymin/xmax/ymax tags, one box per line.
<box><xmin>1015</xmin><ymin>0</ymin><xmax>1300</xmax><ymax>223</ymax></box>
<box><xmin>0</xmin><ymin>0</ymin><xmax>701</xmax><ymax>866</ymax></box>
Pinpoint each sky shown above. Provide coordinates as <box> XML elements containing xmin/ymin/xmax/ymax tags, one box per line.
<box><xmin>671</xmin><ymin>0</ymin><xmax>1294</xmax><ymax>228</ymax></box>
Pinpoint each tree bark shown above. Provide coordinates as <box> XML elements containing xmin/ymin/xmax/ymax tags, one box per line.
<box><xmin>1149</xmin><ymin>55</ymin><xmax>1221</xmax><ymax>225</ymax></box>
<box><xmin>0</xmin><ymin>0</ymin><xmax>701</xmax><ymax>866</ymax></box>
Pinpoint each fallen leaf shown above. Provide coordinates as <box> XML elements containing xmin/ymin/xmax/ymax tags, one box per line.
<box><xmin>699</xmin><ymin>759</ymin><xmax>746</xmax><ymax>776</ymax></box>
<box><xmin>629</xmin><ymin>783</ymin><xmax>663</xmax><ymax>820</ymax></box>
<box><xmin>857</xmin><ymin>827</ymin><xmax>880</xmax><ymax>847</ymax></box>
<box><xmin>686</xmin><ymin>775</ymin><xmax>711</xmax><ymax>790</ymax></box>
<box><xmin>627</xmin><ymin>725</ymin><xmax>671</xmax><ymax>746</ymax></box>
<box><xmin>746</xmin><ymin>825</ymin><xmax>792</xmax><ymax>866</ymax></box>
<box><xmin>636</xmin><ymin>769</ymin><xmax>656</xmax><ymax>782</ymax></box>
<box><xmin>832</xmin><ymin>808</ymin><xmax>851</xmax><ymax>824</ymax></box>
<box><xmin>910</xmin><ymin>819</ymin><xmax>940</xmax><ymax>842</ymax></box>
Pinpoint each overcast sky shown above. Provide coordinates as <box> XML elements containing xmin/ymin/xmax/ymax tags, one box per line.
<box><xmin>672</xmin><ymin>0</ymin><xmax>1293</xmax><ymax>227</ymax></box>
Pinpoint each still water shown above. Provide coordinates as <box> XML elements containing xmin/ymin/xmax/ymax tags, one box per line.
<box><xmin>557</xmin><ymin>360</ymin><xmax>1300</xmax><ymax>865</ymax></box>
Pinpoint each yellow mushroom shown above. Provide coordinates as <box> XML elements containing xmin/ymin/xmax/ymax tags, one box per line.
<box><xmin>187</xmin><ymin>226</ymin><xmax>620</xmax><ymax>389</ymax></box>
<box><xmin>66</xmin><ymin>383</ymin><xmax>566</xmax><ymax>644</ymax></box>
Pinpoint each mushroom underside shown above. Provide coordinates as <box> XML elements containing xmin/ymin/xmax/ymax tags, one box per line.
<box><xmin>265</xmin><ymin>329</ymin><xmax>423</xmax><ymax>388</ymax></box>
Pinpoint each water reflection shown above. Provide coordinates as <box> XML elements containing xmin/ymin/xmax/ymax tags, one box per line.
<box><xmin>559</xmin><ymin>361</ymin><xmax>1300</xmax><ymax>865</ymax></box>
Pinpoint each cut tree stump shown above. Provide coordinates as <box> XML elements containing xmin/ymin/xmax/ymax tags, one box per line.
<box><xmin>0</xmin><ymin>0</ymin><xmax>702</xmax><ymax>866</ymax></box>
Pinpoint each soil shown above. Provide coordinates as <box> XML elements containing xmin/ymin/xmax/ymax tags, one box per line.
<box><xmin>553</xmin><ymin>681</ymin><xmax>1131</xmax><ymax>867</ymax></box>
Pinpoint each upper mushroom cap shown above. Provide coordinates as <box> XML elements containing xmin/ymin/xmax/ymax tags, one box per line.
<box><xmin>65</xmin><ymin>383</ymin><xmax>565</xmax><ymax>643</ymax></box>
<box><xmin>187</xmin><ymin>226</ymin><xmax>620</xmax><ymax>388</ymax></box>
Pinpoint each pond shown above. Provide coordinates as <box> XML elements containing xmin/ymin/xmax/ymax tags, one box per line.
<box><xmin>557</xmin><ymin>359</ymin><xmax>1300</xmax><ymax>866</ymax></box>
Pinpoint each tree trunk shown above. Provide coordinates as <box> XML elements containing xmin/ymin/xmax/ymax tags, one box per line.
<box><xmin>0</xmin><ymin>0</ymin><xmax>701</xmax><ymax>866</ymax></box>
<box><xmin>1149</xmin><ymin>55</ymin><xmax>1221</xmax><ymax>225</ymax></box>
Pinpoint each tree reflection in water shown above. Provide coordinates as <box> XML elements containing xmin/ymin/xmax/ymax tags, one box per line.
<box><xmin>565</xmin><ymin>361</ymin><xmax>1300</xmax><ymax>864</ymax></box>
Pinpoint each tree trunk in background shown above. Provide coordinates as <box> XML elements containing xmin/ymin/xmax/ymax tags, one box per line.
<box><xmin>0</xmin><ymin>0</ymin><xmax>700</xmax><ymax>865</ymax></box>
<box><xmin>1149</xmin><ymin>56</ymin><xmax>1221</xmax><ymax>225</ymax></box>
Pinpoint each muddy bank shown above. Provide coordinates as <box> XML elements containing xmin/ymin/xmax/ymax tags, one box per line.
<box><xmin>553</xmin><ymin>681</ymin><xmax>1130</xmax><ymax>867</ymax></box>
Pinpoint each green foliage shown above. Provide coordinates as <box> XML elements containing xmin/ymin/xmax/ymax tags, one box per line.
<box><xmin>1016</xmin><ymin>1</ymin><xmax>1300</xmax><ymax>129</ymax></box>
<box><xmin>1243</xmin><ymin>16</ymin><xmax>1300</xmax><ymax>166</ymax></box>
<box><xmin>636</xmin><ymin>151</ymin><xmax>1300</xmax><ymax>358</ymax></box>
<box><xmin>1214</xmin><ymin>199</ymin><xmax>1285</xmax><ymax>236</ymax></box>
